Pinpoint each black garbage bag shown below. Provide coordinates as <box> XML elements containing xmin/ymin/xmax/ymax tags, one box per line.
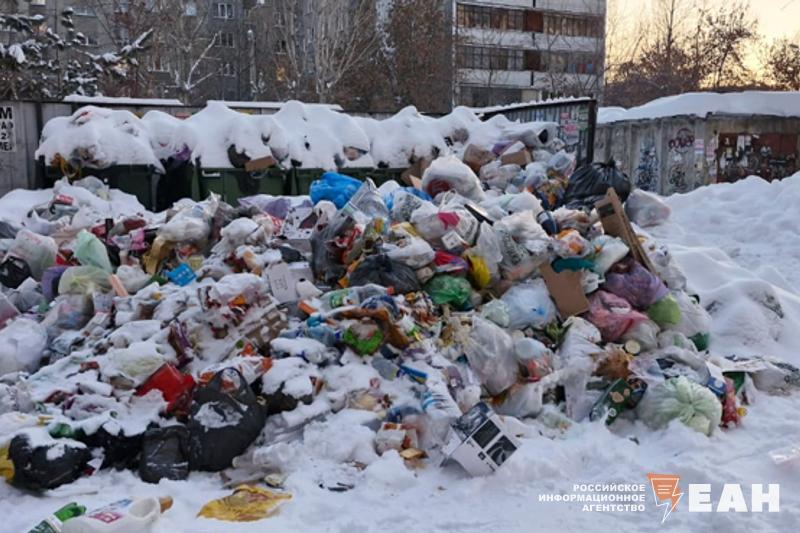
<box><xmin>9</xmin><ymin>434</ymin><xmax>90</xmax><ymax>491</ymax></box>
<box><xmin>187</xmin><ymin>368</ymin><xmax>267</xmax><ymax>472</ymax></box>
<box><xmin>84</xmin><ymin>427</ymin><xmax>143</xmax><ymax>471</ymax></box>
<box><xmin>564</xmin><ymin>160</ymin><xmax>632</xmax><ymax>209</ymax></box>
<box><xmin>349</xmin><ymin>254</ymin><xmax>421</xmax><ymax>294</ymax></box>
<box><xmin>0</xmin><ymin>257</ymin><xmax>32</xmax><ymax>289</ymax></box>
<box><xmin>139</xmin><ymin>426</ymin><xmax>190</xmax><ymax>483</ymax></box>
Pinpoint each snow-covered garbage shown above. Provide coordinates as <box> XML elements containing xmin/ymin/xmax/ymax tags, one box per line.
<box><xmin>2</xmin><ymin>108</ymin><xmax>800</xmax><ymax>530</ymax></box>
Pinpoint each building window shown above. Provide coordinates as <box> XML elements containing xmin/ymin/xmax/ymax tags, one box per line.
<box><xmin>542</xmin><ymin>14</ymin><xmax>602</xmax><ymax>38</ymax></box>
<box><xmin>215</xmin><ymin>2</ymin><xmax>234</xmax><ymax>19</ymax></box>
<box><xmin>217</xmin><ymin>32</ymin><xmax>235</xmax><ymax>47</ymax></box>
<box><xmin>222</xmin><ymin>63</ymin><xmax>236</xmax><ymax>77</ymax></box>
<box><xmin>185</xmin><ymin>1</ymin><xmax>198</xmax><ymax>16</ymax></box>
<box><xmin>151</xmin><ymin>56</ymin><xmax>170</xmax><ymax>72</ymax></box>
<box><xmin>458</xmin><ymin>46</ymin><xmax>526</xmax><ymax>71</ymax></box>
<box><xmin>74</xmin><ymin>2</ymin><xmax>96</xmax><ymax>16</ymax></box>
<box><xmin>457</xmin><ymin>4</ymin><xmax>525</xmax><ymax>31</ymax></box>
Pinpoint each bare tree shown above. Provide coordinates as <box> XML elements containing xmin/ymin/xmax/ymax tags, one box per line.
<box><xmin>764</xmin><ymin>38</ymin><xmax>800</xmax><ymax>90</ymax></box>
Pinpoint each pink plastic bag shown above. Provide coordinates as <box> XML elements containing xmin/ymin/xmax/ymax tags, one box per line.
<box><xmin>603</xmin><ymin>260</ymin><xmax>667</xmax><ymax>309</ymax></box>
<box><xmin>584</xmin><ymin>290</ymin><xmax>648</xmax><ymax>342</ymax></box>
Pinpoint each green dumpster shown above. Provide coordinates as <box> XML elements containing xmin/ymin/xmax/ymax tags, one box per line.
<box><xmin>192</xmin><ymin>162</ymin><xmax>289</xmax><ymax>204</ymax></box>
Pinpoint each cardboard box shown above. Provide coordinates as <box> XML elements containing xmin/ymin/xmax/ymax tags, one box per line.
<box><xmin>462</xmin><ymin>144</ymin><xmax>496</xmax><ymax>173</ymax></box>
<box><xmin>265</xmin><ymin>261</ymin><xmax>314</xmax><ymax>303</ymax></box>
<box><xmin>540</xmin><ymin>262</ymin><xmax>590</xmax><ymax>317</ymax></box>
<box><xmin>595</xmin><ymin>189</ymin><xmax>657</xmax><ymax>274</ymax></box>
<box><xmin>244</xmin><ymin>155</ymin><xmax>277</xmax><ymax>172</ymax></box>
<box><xmin>500</xmin><ymin>146</ymin><xmax>532</xmax><ymax>167</ymax></box>
<box><xmin>401</xmin><ymin>157</ymin><xmax>432</xmax><ymax>186</ymax></box>
<box><xmin>442</xmin><ymin>402</ymin><xmax>520</xmax><ymax>476</ymax></box>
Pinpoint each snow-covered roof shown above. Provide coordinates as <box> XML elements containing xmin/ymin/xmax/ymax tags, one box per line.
<box><xmin>209</xmin><ymin>100</ymin><xmax>343</xmax><ymax>112</ymax></box>
<box><xmin>471</xmin><ymin>96</ymin><xmax>594</xmax><ymax>115</ymax></box>
<box><xmin>64</xmin><ymin>95</ymin><xmax>184</xmax><ymax>107</ymax></box>
<box><xmin>598</xmin><ymin>91</ymin><xmax>800</xmax><ymax>124</ymax></box>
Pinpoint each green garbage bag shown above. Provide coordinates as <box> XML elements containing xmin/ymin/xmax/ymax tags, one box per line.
<box><xmin>637</xmin><ymin>376</ymin><xmax>722</xmax><ymax>436</ymax></box>
<box><xmin>74</xmin><ymin>230</ymin><xmax>113</xmax><ymax>273</ymax></box>
<box><xmin>424</xmin><ymin>275</ymin><xmax>472</xmax><ymax>309</ymax></box>
<box><xmin>647</xmin><ymin>294</ymin><xmax>681</xmax><ymax>327</ymax></box>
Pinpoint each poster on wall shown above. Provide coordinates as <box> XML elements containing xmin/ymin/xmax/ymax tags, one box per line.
<box><xmin>0</xmin><ymin>105</ymin><xmax>15</xmax><ymax>152</ymax></box>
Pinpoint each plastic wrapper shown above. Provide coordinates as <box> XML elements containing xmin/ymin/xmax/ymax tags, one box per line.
<box><xmin>421</xmin><ymin>155</ymin><xmax>486</xmax><ymax>202</ymax></box>
<box><xmin>465</xmin><ymin>252</ymin><xmax>492</xmax><ymax>289</ymax></box>
<box><xmin>621</xmin><ymin>319</ymin><xmax>660</xmax><ymax>351</ymax></box>
<box><xmin>388</xmin><ymin>189</ymin><xmax>431</xmax><ymax>222</ymax></box>
<box><xmin>591</xmin><ymin>235</ymin><xmax>629</xmax><ymax>275</ymax></box>
<box><xmin>411</xmin><ymin>205</ymin><xmax>479</xmax><ymax>247</ymax></box>
<box><xmin>636</xmin><ymin>376</ymin><xmax>722</xmax><ymax>436</ymax></box>
<box><xmin>585</xmin><ymin>290</ymin><xmax>648</xmax><ymax>342</ymax></box>
<box><xmin>472</xmin><ymin>222</ymin><xmax>503</xmax><ymax>279</ymax></box>
<box><xmin>347</xmin><ymin>178</ymin><xmax>389</xmax><ymax>219</ymax></box>
<box><xmin>625</xmin><ymin>189</ymin><xmax>671</xmax><ymax>227</ymax></box>
<box><xmin>4</xmin><ymin>229</ymin><xmax>57</xmax><ymax>280</ymax></box>
<box><xmin>603</xmin><ymin>259</ymin><xmax>668</xmax><ymax>309</ymax></box>
<box><xmin>197</xmin><ymin>485</ymin><xmax>291</xmax><ymax>522</ymax></box>
<box><xmin>424</xmin><ymin>275</ymin><xmax>472</xmax><ymax>309</ymax></box>
<box><xmin>384</xmin><ymin>235</ymin><xmax>435</xmax><ymax>269</ymax></box>
<box><xmin>669</xmin><ymin>291</ymin><xmax>712</xmax><ymax>342</ymax></box>
<box><xmin>493</xmin><ymin>382</ymin><xmax>545</xmax><ymax>418</ymax></box>
<box><xmin>309</xmin><ymin>171</ymin><xmax>362</xmax><ymax>208</ymax></box>
<box><xmin>547</xmin><ymin>150</ymin><xmax>576</xmax><ymax>177</ymax></box>
<box><xmin>57</xmin><ymin>265</ymin><xmax>112</xmax><ymax>295</ymax></box>
<box><xmin>159</xmin><ymin>197</ymin><xmax>218</xmax><ymax>243</ymax></box>
<box><xmin>500</xmin><ymin>279</ymin><xmax>557</xmax><ymax>330</ymax></box>
<box><xmin>494</xmin><ymin>211</ymin><xmax>549</xmax><ymax>256</ymax></box>
<box><xmin>481</xmin><ymin>191</ymin><xmax>543</xmax><ymax>219</ymax></box>
<box><xmin>557</xmin><ymin>317</ymin><xmax>603</xmax><ymax>364</ymax></box>
<box><xmin>647</xmin><ymin>294</ymin><xmax>682</xmax><ymax>327</ymax></box>
<box><xmin>73</xmin><ymin>229</ymin><xmax>113</xmax><ymax>273</ymax></box>
<box><xmin>463</xmin><ymin>316</ymin><xmax>518</xmax><ymax>396</ymax></box>
<box><xmin>554</xmin><ymin>229</ymin><xmax>592</xmax><ymax>258</ymax></box>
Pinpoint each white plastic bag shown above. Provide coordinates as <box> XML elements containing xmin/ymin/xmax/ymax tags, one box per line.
<box><xmin>500</xmin><ymin>279</ymin><xmax>557</xmax><ymax>330</ymax></box>
<box><xmin>670</xmin><ymin>291</ymin><xmax>712</xmax><ymax>340</ymax></box>
<box><xmin>494</xmin><ymin>211</ymin><xmax>549</xmax><ymax>256</ymax></box>
<box><xmin>625</xmin><ymin>189</ymin><xmax>671</xmax><ymax>227</ymax></box>
<box><xmin>591</xmin><ymin>235</ymin><xmax>629</xmax><ymax>275</ymax></box>
<box><xmin>0</xmin><ymin>317</ymin><xmax>47</xmax><ymax>375</ymax></box>
<box><xmin>421</xmin><ymin>155</ymin><xmax>486</xmax><ymax>202</ymax></box>
<box><xmin>636</xmin><ymin>376</ymin><xmax>722</xmax><ymax>436</ymax></box>
<box><xmin>463</xmin><ymin>316</ymin><xmax>518</xmax><ymax>396</ymax></box>
<box><xmin>5</xmin><ymin>230</ymin><xmax>57</xmax><ymax>280</ymax></box>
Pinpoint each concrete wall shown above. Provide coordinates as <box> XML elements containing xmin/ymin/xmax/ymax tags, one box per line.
<box><xmin>594</xmin><ymin>115</ymin><xmax>800</xmax><ymax>195</ymax></box>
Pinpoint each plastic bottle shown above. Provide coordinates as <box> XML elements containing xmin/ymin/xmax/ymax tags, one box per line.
<box><xmin>29</xmin><ymin>503</ymin><xmax>86</xmax><ymax>533</ymax></box>
<box><xmin>61</xmin><ymin>497</ymin><xmax>172</xmax><ymax>533</ymax></box>
<box><xmin>318</xmin><ymin>284</ymin><xmax>394</xmax><ymax>311</ymax></box>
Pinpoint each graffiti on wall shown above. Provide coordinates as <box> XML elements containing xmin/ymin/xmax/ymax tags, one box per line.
<box><xmin>635</xmin><ymin>138</ymin><xmax>659</xmax><ymax>191</ymax></box>
<box><xmin>717</xmin><ymin>133</ymin><xmax>798</xmax><ymax>182</ymax></box>
<box><xmin>664</xmin><ymin>127</ymin><xmax>695</xmax><ymax>193</ymax></box>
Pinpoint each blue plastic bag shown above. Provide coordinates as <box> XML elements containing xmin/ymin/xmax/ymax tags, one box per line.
<box><xmin>309</xmin><ymin>172</ymin><xmax>362</xmax><ymax>208</ymax></box>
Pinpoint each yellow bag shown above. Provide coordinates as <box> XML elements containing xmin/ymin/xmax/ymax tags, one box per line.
<box><xmin>466</xmin><ymin>253</ymin><xmax>491</xmax><ymax>290</ymax></box>
<box><xmin>0</xmin><ymin>446</ymin><xmax>13</xmax><ymax>482</ymax></box>
<box><xmin>198</xmin><ymin>485</ymin><xmax>291</xmax><ymax>522</ymax></box>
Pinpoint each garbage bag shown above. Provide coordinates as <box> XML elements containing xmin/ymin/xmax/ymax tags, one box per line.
<box><xmin>625</xmin><ymin>189</ymin><xmax>671</xmax><ymax>227</ymax></box>
<box><xmin>424</xmin><ymin>275</ymin><xmax>472</xmax><ymax>309</ymax></box>
<box><xmin>390</xmin><ymin>190</ymin><xmax>430</xmax><ymax>222</ymax></box>
<box><xmin>564</xmin><ymin>161</ymin><xmax>632</xmax><ymax>209</ymax></box>
<box><xmin>669</xmin><ymin>291</ymin><xmax>711</xmax><ymax>346</ymax></box>
<box><xmin>139</xmin><ymin>426</ymin><xmax>190</xmax><ymax>484</ymax></box>
<box><xmin>310</xmin><ymin>209</ymin><xmax>358</xmax><ymax>284</ymax></box>
<box><xmin>188</xmin><ymin>368</ymin><xmax>267</xmax><ymax>472</ymax></box>
<box><xmin>384</xmin><ymin>235</ymin><xmax>435</xmax><ymax>269</ymax></box>
<box><xmin>637</xmin><ymin>376</ymin><xmax>722</xmax><ymax>436</ymax></box>
<box><xmin>73</xmin><ymin>230</ymin><xmax>113</xmax><ymax>273</ymax></box>
<box><xmin>58</xmin><ymin>266</ymin><xmax>112</xmax><ymax>295</ymax></box>
<box><xmin>9</xmin><ymin>432</ymin><xmax>90</xmax><ymax>491</ymax></box>
<box><xmin>494</xmin><ymin>211</ymin><xmax>549</xmax><ymax>256</ymax></box>
<box><xmin>584</xmin><ymin>290</ymin><xmax>648</xmax><ymax>342</ymax></box>
<box><xmin>553</xmin><ymin>229</ymin><xmax>592</xmax><ymax>258</ymax></box>
<box><xmin>647</xmin><ymin>294</ymin><xmax>682</xmax><ymax>327</ymax></box>
<box><xmin>421</xmin><ymin>155</ymin><xmax>486</xmax><ymax>202</ymax></box>
<box><xmin>309</xmin><ymin>171</ymin><xmax>362</xmax><ymax>209</ymax></box>
<box><xmin>463</xmin><ymin>316</ymin><xmax>518</xmax><ymax>396</ymax></box>
<box><xmin>4</xmin><ymin>229</ymin><xmax>57</xmax><ymax>281</ymax></box>
<box><xmin>159</xmin><ymin>196</ymin><xmax>218</xmax><ymax>243</ymax></box>
<box><xmin>480</xmin><ymin>299</ymin><xmax>511</xmax><ymax>327</ymax></box>
<box><xmin>591</xmin><ymin>235</ymin><xmax>629</xmax><ymax>275</ymax></box>
<box><xmin>347</xmin><ymin>179</ymin><xmax>389</xmax><ymax>219</ymax></box>
<box><xmin>349</xmin><ymin>255</ymin><xmax>421</xmax><ymax>294</ymax></box>
<box><xmin>621</xmin><ymin>319</ymin><xmax>660</xmax><ymax>351</ymax></box>
<box><xmin>603</xmin><ymin>260</ymin><xmax>668</xmax><ymax>309</ymax></box>
<box><xmin>0</xmin><ymin>317</ymin><xmax>47</xmax><ymax>375</ymax></box>
<box><xmin>501</xmin><ymin>279</ymin><xmax>557</xmax><ymax>330</ymax></box>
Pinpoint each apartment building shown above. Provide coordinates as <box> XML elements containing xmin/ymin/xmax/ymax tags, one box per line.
<box><xmin>454</xmin><ymin>0</ymin><xmax>606</xmax><ymax>107</ymax></box>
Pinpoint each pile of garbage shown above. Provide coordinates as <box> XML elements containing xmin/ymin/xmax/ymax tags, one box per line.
<box><xmin>3</xmin><ymin>131</ymin><xmax>800</xmax><ymax>528</ymax></box>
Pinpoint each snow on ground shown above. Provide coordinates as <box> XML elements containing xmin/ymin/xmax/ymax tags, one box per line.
<box><xmin>2</xmin><ymin>176</ymin><xmax>800</xmax><ymax>532</ymax></box>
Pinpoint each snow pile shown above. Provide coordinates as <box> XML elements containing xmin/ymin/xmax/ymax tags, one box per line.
<box><xmin>36</xmin><ymin>106</ymin><xmax>164</xmax><ymax>171</ymax></box>
<box><xmin>37</xmin><ymin>101</ymin><xmax>557</xmax><ymax>171</ymax></box>
<box><xmin>598</xmin><ymin>91</ymin><xmax>800</xmax><ymax>124</ymax></box>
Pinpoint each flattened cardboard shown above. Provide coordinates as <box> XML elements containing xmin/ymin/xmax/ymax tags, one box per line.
<box><xmin>463</xmin><ymin>144</ymin><xmax>496</xmax><ymax>173</ymax></box>
<box><xmin>244</xmin><ymin>155</ymin><xmax>277</xmax><ymax>172</ymax></box>
<box><xmin>540</xmin><ymin>262</ymin><xmax>590</xmax><ymax>317</ymax></box>
<box><xmin>595</xmin><ymin>189</ymin><xmax>657</xmax><ymax>273</ymax></box>
<box><xmin>500</xmin><ymin>148</ymin><xmax>532</xmax><ymax>167</ymax></box>
<box><xmin>401</xmin><ymin>157</ymin><xmax>432</xmax><ymax>186</ymax></box>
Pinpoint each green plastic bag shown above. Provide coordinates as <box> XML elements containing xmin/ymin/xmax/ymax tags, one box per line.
<box><xmin>647</xmin><ymin>294</ymin><xmax>681</xmax><ymax>327</ymax></box>
<box><xmin>57</xmin><ymin>266</ymin><xmax>112</xmax><ymax>295</ymax></box>
<box><xmin>637</xmin><ymin>376</ymin><xmax>722</xmax><ymax>436</ymax></box>
<box><xmin>74</xmin><ymin>230</ymin><xmax>113</xmax><ymax>273</ymax></box>
<box><xmin>424</xmin><ymin>275</ymin><xmax>472</xmax><ymax>309</ymax></box>
<box><xmin>342</xmin><ymin>321</ymin><xmax>384</xmax><ymax>356</ymax></box>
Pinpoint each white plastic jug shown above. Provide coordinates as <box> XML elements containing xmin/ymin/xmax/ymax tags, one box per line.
<box><xmin>62</xmin><ymin>497</ymin><xmax>172</xmax><ymax>533</ymax></box>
